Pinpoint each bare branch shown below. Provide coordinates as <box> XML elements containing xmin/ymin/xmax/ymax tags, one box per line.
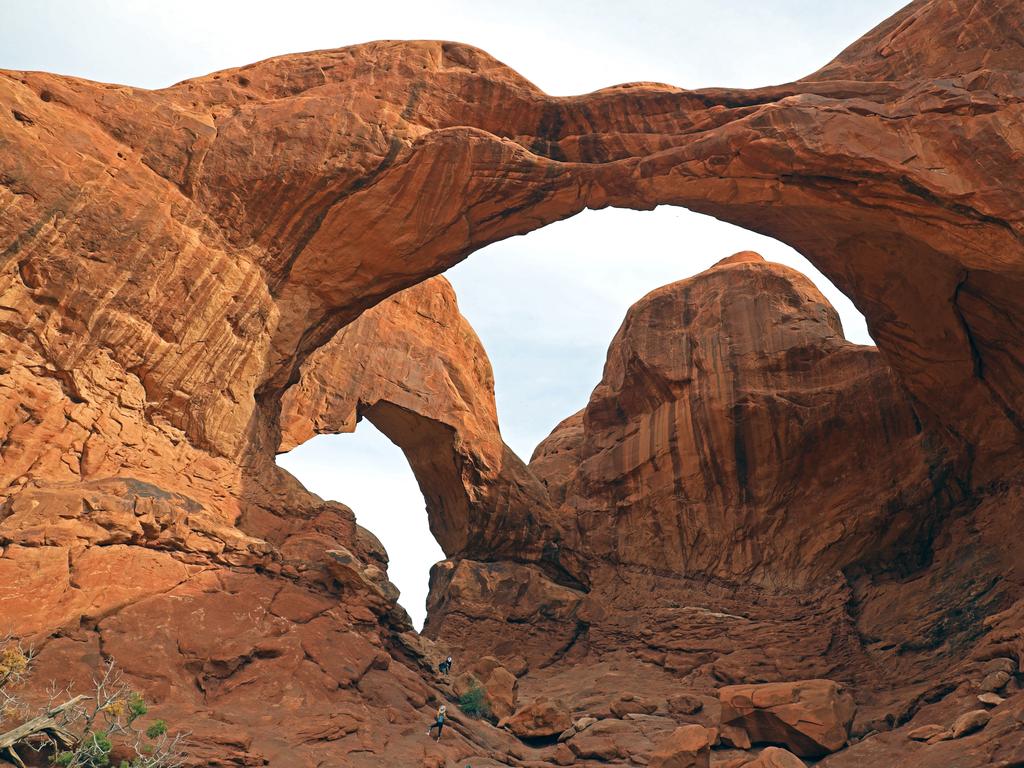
<box><xmin>0</xmin><ymin>649</ymin><xmax>187</xmax><ymax>768</ymax></box>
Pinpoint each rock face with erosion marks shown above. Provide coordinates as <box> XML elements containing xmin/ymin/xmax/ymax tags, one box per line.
<box><xmin>452</xmin><ymin>655</ymin><xmax>518</xmax><ymax>720</ymax></box>
<box><xmin>649</xmin><ymin>724</ymin><xmax>712</xmax><ymax>768</ymax></box>
<box><xmin>501</xmin><ymin>699</ymin><xmax>572</xmax><ymax>740</ymax></box>
<box><xmin>278</xmin><ymin>275</ymin><xmax>575</xmax><ymax>573</ymax></box>
<box><xmin>531</xmin><ymin>252</ymin><xmax>955</xmax><ymax>587</ymax></box>
<box><xmin>718</xmin><ymin>679</ymin><xmax>855</xmax><ymax>758</ymax></box>
<box><xmin>742</xmin><ymin>747</ymin><xmax>808</xmax><ymax>768</ymax></box>
<box><xmin>1</xmin><ymin>0</ymin><xmax>1024</xmax><ymax>765</ymax></box>
<box><xmin>434</xmin><ymin>251</ymin><xmax>1024</xmax><ymax>767</ymax></box>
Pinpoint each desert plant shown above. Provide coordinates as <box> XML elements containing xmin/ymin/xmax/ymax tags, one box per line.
<box><xmin>0</xmin><ymin>636</ymin><xmax>186</xmax><ymax>768</ymax></box>
<box><xmin>457</xmin><ymin>679</ymin><xmax>492</xmax><ymax>720</ymax></box>
<box><xmin>0</xmin><ymin>640</ymin><xmax>33</xmax><ymax>730</ymax></box>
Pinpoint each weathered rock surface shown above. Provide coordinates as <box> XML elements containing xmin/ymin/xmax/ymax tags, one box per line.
<box><xmin>1</xmin><ymin>0</ymin><xmax>1023</xmax><ymax>765</ymax></box>
<box><xmin>907</xmin><ymin>724</ymin><xmax>946</xmax><ymax>741</ymax></box>
<box><xmin>487</xmin><ymin>252</ymin><xmax>1021</xmax><ymax>766</ymax></box>
<box><xmin>950</xmin><ymin>709</ymin><xmax>990</xmax><ymax>738</ymax></box>
<box><xmin>740</xmin><ymin>747</ymin><xmax>807</xmax><ymax>768</ymax></box>
<box><xmin>535</xmin><ymin>252</ymin><xmax>954</xmax><ymax>586</ymax></box>
<box><xmin>977</xmin><ymin>692</ymin><xmax>1005</xmax><ymax>707</ymax></box>
<box><xmin>425</xmin><ymin>557</ymin><xmax>589</xmax><ymax>668</ymax></box>
<box><xmin>279</xmin><ymin>276</ymin><xmax>571</xmax><ymax>571</ymax></box>
<box><xmin>564</xmin><ymin>714</ymin><xmax>681</xmax><ymax>763</ymax></box>
<box><xmin>650</xmin><ymin>724</ymin><xmax>711</xmax><ymax>768</ymax></box>
<box><xmin>668</xmin><ymin>693</ymin><xmax>705</xmax><ymax>717</ymax></box>
<box><xmin>501</xmin><ymin>699</ymin><xmax>572</xmax><ymax>739</ymax></box>
<box><xmin>6</xmin><ymin>0</ymin><xmax>1023</xmax><ymax>487</ymax></box>
<box><xmin>719</xmin><ymin>679</ymin><xmax>855</xmax><ymax>758</ymax></box>
<box><xmin>452</xmin><ymin>656</ymin><xmax>518</xmax><ymax>720</ymax></box>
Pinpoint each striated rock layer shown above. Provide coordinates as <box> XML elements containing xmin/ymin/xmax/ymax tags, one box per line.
<box><xmin>532</xmin><ymin>252</ymin><xmax>956</xmax><ymax>586</ymax></box>
<box><xmin>429</xmin><ymin>255</ymin><xmax>1022</xmax><ymax>767</ymax></box>
<box><xmin>0</xmin><ymin>0</ymin><xmax>1022</xmax><ymax>765</ymax></box>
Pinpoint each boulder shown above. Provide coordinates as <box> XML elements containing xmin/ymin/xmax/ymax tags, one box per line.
<box><xmin>907</xmin><ymin>723</ymin><xmax>947</xmax><ymax>741</ymax></box>
<box><xmin>715</xmin><ymin>760</ymin><xmax>752</xmax><ymax>768</ymax></box>
<box><xmin>477</xmin><ymin>664</ymin><xmax>518</xmax><ymax>720</ymax></box>
<box><xmin>324</xmin><ymin>546</ymin><xmax>400</xmax><ymax>610</ymax></box>
<box><xmin>951</xmin><ymin>709</ymin><xmax>991</xmax><ymax>738</ymax></box>
<box><xmin>502</xmin><ymin>699</ymin><xmax>572</xmax><ymax>739</ymax></box>
<box><xmin>979</xmin><ymin>657</ymin><xmax>1017</xmax><ymax>676</ymax></box>
<box><xmin>454</xmin><ymin>656</ymin><xmax>519</xmax><ymax>720</ymax></box>
<box><xmin>574</xmin><ymin>716</ymin><xmax>598</xmax><ymax>732</ymax></box>
<box><xmin>719</xmin><ymin>680</ymin><xmax>855</xmax><ymax>758</ymax></box>
<box><xmin>720</xmin><ymin>723</ymin><xmax>752</xmax><ymax>749</ymax></box>
<box><xmin>978</xmin><ymin>692</ymin><xmax>1005</xmax><ymax>707</ymax></box>
<box><xmin>552</xmin><ymin>743</ymin><xmax>576</xmax><ymax>766</ymax></box>
<box><xmin>452</xmin><ymin>672</ymin><xmax>478</xmax><ymax>699</ymax></box>
<box><xmin>565</xmin><ymin>718</ymin><xmax>647</xmax><ymax>761</ymax></box>
<box><xmin>611</xmin><ymin>693</ymin><xmax>659</xmax><ymax>718</ymax></box>
<box><xmin>558</xmin><ymin>715</ymin><xmax>598</xmax><ymax>743</ymax></box>
<box><xmin>741</xmin><ymin>747</ymin><xmax>807</xmax><ymax>767</ymax></box>
<box><xmin>979</xmin><ymin>670</ymin><xmax>1011</xmax><ymax>693</ymax></box>
<box><xmin>649</xmin><ymin>724</ymin><xmax>711</xmax><ymax>768</ymax></box>
<box><xmin>667</xmin><ymin>693</ymin><xmax>705</xmax><ymax>717</ymax></box>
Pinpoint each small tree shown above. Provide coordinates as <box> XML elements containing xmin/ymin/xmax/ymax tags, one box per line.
<box><xmin>0</xmin><ymin>636</ymin><xmax>187</xmax><ymax>768</ymax></box>
<box><xmin>457</xmin><ymin>679</ymin><xmax>492</xmax><ymax>720</ymax></box>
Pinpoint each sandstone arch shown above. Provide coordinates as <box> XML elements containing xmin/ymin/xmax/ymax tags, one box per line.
<box><xmin>2</xmin><ymin>0</ymin><xmax>1021</xmax><ymax>495</ymax></box>
<box><xmin>277</xmin><ymin>276</ymin><xmax>582</xmax><ymax>583</ymax></box>
<box><xmin>2</xmin><ymin>3</ymin><xmax>1024</xmax><ymax>763</ymax></box>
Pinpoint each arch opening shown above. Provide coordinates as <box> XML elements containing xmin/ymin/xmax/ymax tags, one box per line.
<box><xmin>444</xmin><ymin>206</ymin><xmax>873</xmax><ymax>460</ymax></box>
<box><xmin>275</xmin><ymin>418</ymin><xmax>443</xmax><ymax>630</ymax></box>
<box><xmin>272</xmin><ymin>204</ymin><xmax>878</xmax><ymax>636</ymax></box>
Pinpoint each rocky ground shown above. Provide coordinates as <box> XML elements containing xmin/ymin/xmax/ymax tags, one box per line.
<box><xmin>1</xmin><ymin>0</ymin><xmax>1023</xmax><ymax>765</ymax></box>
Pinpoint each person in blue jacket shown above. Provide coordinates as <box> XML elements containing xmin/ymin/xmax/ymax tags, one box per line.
<box><xmin>426</xmin><ymin>704</ymin><xmax>447</xmax><ymax>741</ymax></box>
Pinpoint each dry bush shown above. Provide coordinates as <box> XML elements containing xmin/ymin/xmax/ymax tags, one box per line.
<box><xmin>0</xmin><ymin>636</ymin><xmax>187</xmax><ymax>768</ymax></box>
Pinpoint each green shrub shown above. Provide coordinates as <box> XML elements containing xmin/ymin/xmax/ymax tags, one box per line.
<box><xmin>127</xmin><ymin>692</ymin><xmax>148</xmax><ymax>722</ymax></box>
<box><xmin>458</xmin><ymin>680</ymin><xmax>492</xmax><ymax>719</ymax></box>
<box><xmin>145</xmin><ymin>720</ymin><xmax>168</xmax><ymax>739</ymax></box>
<box><xmin>53</xmin><ymin>731</ymin><xmax>114</xmax><ymax>766</ymax></box>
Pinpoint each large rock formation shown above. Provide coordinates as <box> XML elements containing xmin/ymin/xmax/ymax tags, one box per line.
<box><xmin>532</xmin><ymin>252</ymin><xmax>957</xmax><ymax>586</ymax></box>
<box><xmin>718</xmin><ymin>679</ymin><xmax>856</xmax><ymax>757</ymax></box>
<box><xmin>1</xmin><ymin>0</ymin><xmax>1022</xmax><ymax>765</ymax></box>
<box><xmin>431</xmin><ymin>254</ymin><xmax>1022</xmax><ymax>766</ymax></box>
<box><xmin>278</xmin><ymin>275</ymin><xmax>575</xmax><ymax>577</ymax></box>
<box><xmin>2</xmin><ymin>0</ymin><xmax>1022</xmax><ymax>490</ymax></box>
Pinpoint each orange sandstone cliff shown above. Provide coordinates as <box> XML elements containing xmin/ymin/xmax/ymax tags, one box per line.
<box><xmin>1</xmin><ymin>0</ymin><xmax>1022</xmax><ymax>764</ymax></box>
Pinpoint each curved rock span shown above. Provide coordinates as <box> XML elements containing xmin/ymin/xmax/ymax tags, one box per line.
<box><xmin>0</xmin><ymin>0</ymin><xmax>1022</xmax><ymax>765</ymax></box>
<box><xmin>278</xmin><ymin>275</ymin><xmax>580</xmax><ymax>580</ymax></box>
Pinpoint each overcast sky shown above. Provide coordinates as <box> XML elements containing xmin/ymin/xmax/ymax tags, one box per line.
<box><xmin>3</xmin><ymin>0</ymin><xmax>906</xmax><ymax>628</ymax></box>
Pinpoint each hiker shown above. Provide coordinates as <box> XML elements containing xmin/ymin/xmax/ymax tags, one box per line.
<box><xmin>439</xmin><ymin>655</ymin><xmax>453</xmax><ymax>676</ymax></box>
<box><xmin>426</xmin><ymin>704</ymin><xmax>447</xmax><ymax>740</ymax></box>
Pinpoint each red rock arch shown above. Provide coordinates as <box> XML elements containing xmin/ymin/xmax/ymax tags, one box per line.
<box><xmin>4</xmin><ymin>2</ymin><xmax>1022</xmax><ymax>500</ymax></box>
<box><xmin>276</xmin><ymin>276</ymin><xmax>582</xmax><ymax>583</ymax></box>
